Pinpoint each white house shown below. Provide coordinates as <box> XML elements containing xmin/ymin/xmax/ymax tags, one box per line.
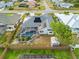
<box><xmin>20</xmin><ymin>14</ymin><xmax>53</xmax><ymax>37</ymax></box>
<box><xmin>5</xmin><ymin>2</ymin><xmax>13</xmax><ymax>7</ymax></box>
<box><xmin>0</xmin><ymin>1</ymin><xmax>5</xmax><ymax>9</ymax></box>
<box><xmin>55</xmin><ymin>13</ymin><xmax>79</xmax><ymax>33</ymax></box>
<box><xmin>57</xmin><ymin>3</ymin><xmax>74</xmax><ymax>8</ymax></box>
<box><xmin>0</xmin><ymin>1</ymin><xmax>13</xmax><ymax>9</ymax></box>
<box><xmin>0</xmin><ymin>13</ymin><xmax>21</xmax><ymax>35</ymax></box>
<box><xmin>50</xmin><ymin>0</ymin><xmax>74</xmax><ymax>8</ymax></box>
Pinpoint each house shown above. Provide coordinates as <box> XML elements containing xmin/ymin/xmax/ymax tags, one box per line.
<box><xmin>20</xmin><ymin>14</ymin><xmax>53</xmax><ymax>37</ymax></box>
<box><xmin>49</xmin><ymin>0</ymin><xmax>63</xmax><ymax>3</ymax></box>
<box><xmin>57</xmin><ymin>3</ymin><xmax>74</xmax><ymax>8</ymax></box>
<box><xmin>19</xmin><ymin>0</ymin><xmax>37</xmax><ymax>8</ymax></box>
<box><xmin>27</xmin><ymin>0</ymin><xmax>38</xmax><ymax>8</ymax></box>
<box><xmin>0</xmin><ymin>1</ymin><xmax>5</xmax><ymax>9</ymax></box>
<box><xmin>0</xmin><ymin>1</ymin><xmax>13</xmax><ymax>9</ymax></box>
<box><xmin>55</xmin><ymin>13</ymin><xmax>79</xmax><ymax>33</ymax></box>
<box><xmin>50</xmin><ymin>0</ymin><xmax>74</xmax><ymax>8</ymax></box>
<box><xmin>0</xmin><ymin>13</ymin><xmax>21</xmax><ymax>35</ymax></box>
<box><xmin>5</xmin><ymin>2</ymin><xmax>13</xmax><ymax>7</ymax></box>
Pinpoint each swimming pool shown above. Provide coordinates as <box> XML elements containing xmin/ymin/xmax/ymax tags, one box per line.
<box><xmin>21</xmin><ymin>31</ymin><xmax>36</xmax><ymax>37</ymax></box>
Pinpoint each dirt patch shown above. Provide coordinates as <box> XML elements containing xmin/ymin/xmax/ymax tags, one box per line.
<box><xmin>10</xmin><ymin>35</ymin><xmax>53</xmax><ymax>49</ymax></box>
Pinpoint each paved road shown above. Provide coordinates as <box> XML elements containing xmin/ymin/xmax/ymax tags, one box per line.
<box><xmin>0</xmin><ymin>0</ymin><xmax>79</xmax><ymax>14</ymax></box>
<box><xmin>0</xmin><ymin>9</ymin><xmax>79</xmax><ymax>13</ymax></box>
<box><xmin>0</xmin><ymin>9</ymin><xmax>79</xmax><ymax>14</ymax></box>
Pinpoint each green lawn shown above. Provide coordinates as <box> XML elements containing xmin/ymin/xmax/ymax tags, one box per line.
<box><xmin>0</xmin><ymin>48</ymin><xmax>4</xmax><ymax>55</ymax></box>
<box><xmin>5</xmin><ymin>49</ymin><xmax>72</xmax><ymax>59</ymax></box>
<box><xmin>0</xmin><ymin>35</ymin><xmax>6</xmax><ymax>44</ymax></box>
<box><xmin>6</xmin><ymin>13</ymin><xmax>14</xmax><ymax>16</ymax></box>
<box><xmin>74</xmin><ymin>48</ymin><xmax>79</xmax><ymax>59</ymax></box>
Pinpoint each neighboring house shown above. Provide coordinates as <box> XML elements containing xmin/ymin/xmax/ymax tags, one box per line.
<box><xmin>19</xmin><ymin>0</ymin><xmax>37</xmax><ymax>8</ymax></box>
<box><xmin>0</xmin><ymin>1</ymin><xmax>5</xmax><ymax>9</ymax></box>
<box><xmin>50</xmin><ymin>0</ymin><xmax>74</xmax><ymax>8</ymax></box>
<box><xmin>49</xmin><ymin>0</ymin><xmax>63</xmax><ymax>2</ymax></box>
<box><xmin>20</xmin><ymin>14</ymin><xmax>53</xmax><ymax>37</ymax></box>
<box><xmin>0</xmin><ymin>13</ymin><xmax>21</xmax><ymax>35</ymax></box>
<box><xmin>5</xmin><ymin>2</ymin><xmax>13</xmax><ymax>7</ymax></box>
<box><xmin>0</xmin><ymin>1</ymin><xmax>13</xmax><ymax>9</ymax></box>
<box><xmin>55</xmin><ymin>13</ymin><xmax>79</xmax><ymax>33</ymax></box>
<box><xmin>57</xmin><ymin>3</ymin><xmax>74</xmax><ymax>8</ymax></box>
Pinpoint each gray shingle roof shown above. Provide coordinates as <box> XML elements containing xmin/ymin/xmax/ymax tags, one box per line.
<box><xmin>22</xmin><ymin>14</ymin><xmax>53</xmax><ymax>28</ymax></box>
<box><xmin>0</xmin><ymin>13</ymin><xmax>21</xmax><ymax>25</ymax></box>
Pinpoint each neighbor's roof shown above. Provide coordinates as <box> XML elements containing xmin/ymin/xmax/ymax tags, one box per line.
<box><xmin>0</xmin><ymin>13</ymin><xmax>21</xmax><ymax>25</ymax></box>
<box><xmin>59</xmin><ymin>3</ymin><xmax>73</xmax><ymax>6</ymax></box>
<box><xmin>55</xmin><ymin>13</ymin><xmax>79</xmax><ymax>28</ymax></box>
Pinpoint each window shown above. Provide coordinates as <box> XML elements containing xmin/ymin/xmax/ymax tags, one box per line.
<box><xmin>49</xmin><ymin>32</ymin><xmax>52</xmax><ymax>33</ymax></box>
<box><xmin>40</xmin><ymin>31</ymin><xmax>43</xmax><ymax>33</ymax></box>
<box><xmin>0</xmin><ymin>25</ymin><xmax>5</xmax><ymax>27</ymax></box>
<box><xmin>48</xmin><ymin>29</ymin><xmax>52</xmax><ymax>31</ymax></box>
<box><xmin>8</xmin><ymin>27</ymin><xmax>12</xmax><ymax>29</ymax></box>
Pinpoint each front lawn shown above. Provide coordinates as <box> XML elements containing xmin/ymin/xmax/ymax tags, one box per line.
<box><xmin>5</xmin><ymin>49</ymin><xmax>72</xmax><ymax>59</ymax></box>
<box><xmin>74</xmin><ymin>48</ymin><xmax>79</xmax><ymax>59</ymax></box>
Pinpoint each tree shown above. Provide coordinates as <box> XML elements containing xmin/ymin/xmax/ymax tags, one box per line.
<box><xmin>63</xmin><ymin>0</ymin><xmax>79</xmax><ymax>3</ymax></box>
<box><xmin>35</xmin><ymin>0</ymin><xmax>41</xmax><ymax>2</ymax></box>
<box><xmin>3</xmin><ymin>0</ymin><xmax>10</xmax><ymax>2</ymax></box>
<box><xmin>50</xmin><ymin>21</ymin><xmax>75</xmax><ymax>45</ymax></box>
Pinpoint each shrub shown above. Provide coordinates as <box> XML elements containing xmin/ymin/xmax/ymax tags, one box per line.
<box><xmin>8</xmin><ymin>7</ymin><xmax>14</xmax><ymax>10</ymax></box>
